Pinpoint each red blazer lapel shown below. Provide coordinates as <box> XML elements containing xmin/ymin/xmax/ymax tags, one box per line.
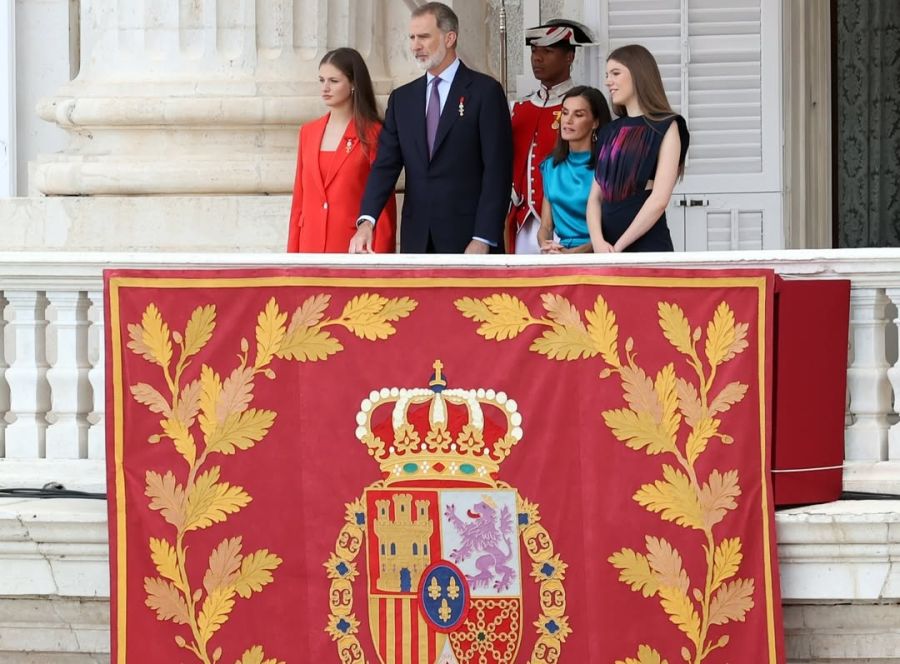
<box><xmin>323</xmin><ymin>119</ymin><xmax>360</xmax><ymax>189</ymax></box>
<box><xmin>302</xmin><ymin>114</ymin><xmax>329</xmax><ymax>200</ymax></box>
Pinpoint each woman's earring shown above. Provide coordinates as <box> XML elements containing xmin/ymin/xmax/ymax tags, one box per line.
<box><xmin>591</xmin><ymin>130</ymin><xmax>598</xmax><ymax>142</ymax></box>
<box><xmin>351</xmin><ymin>87</ymin><xmax>355</xmax><ymax>94</ymax></box>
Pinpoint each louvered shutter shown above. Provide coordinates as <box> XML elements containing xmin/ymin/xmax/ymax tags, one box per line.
<box><xmin>598</xmin><ymin>0</ymin><xmax>781</xmax><ymax>194</ymax></box>
<box><xmin>681</xmin><ymin>193</ymin><xmax>782</xmax><ymax>250</ymax></box>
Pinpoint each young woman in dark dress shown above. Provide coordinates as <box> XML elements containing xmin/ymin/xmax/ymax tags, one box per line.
<box><xmin>586</xmin><ymin>44</ymin><xmax>689</xmax><ymax>252</ymax></box>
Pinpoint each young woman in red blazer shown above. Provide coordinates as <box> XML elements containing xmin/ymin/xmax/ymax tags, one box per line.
<box><xmin>287</xmin><ymin>48</ymin><xmax>397</xmax><ymax>253</ymax></box>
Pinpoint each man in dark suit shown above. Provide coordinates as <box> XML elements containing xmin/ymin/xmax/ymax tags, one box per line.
<box><xmin>349</xmin><ymin>2</ymin><xmax>513</xmax><ymax>254</ymax></box>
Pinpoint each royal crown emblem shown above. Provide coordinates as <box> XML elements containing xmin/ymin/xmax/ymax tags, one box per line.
<box><xmin>325</xmin><ymin>362</ymin><xmax>570</xmax><ymax>664</ymax></box>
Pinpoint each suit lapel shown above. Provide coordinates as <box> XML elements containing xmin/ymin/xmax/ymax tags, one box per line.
<box><xmin>431</xmin><ymin>61</ymin><xmax>472</xmax><ymax>160</ymax></box>
<box><xmin>323</xmin><ymin>118</ymin><xmax>358</xmax><ymax>189</ymax></box>
<box><xmin>409</xmin><ymin>75</ymin><xmax>429</xmax><ymax>165</ymax></box>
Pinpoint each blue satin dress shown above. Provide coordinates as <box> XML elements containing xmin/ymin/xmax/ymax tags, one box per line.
<box><xmin>539</xmin><ymin>150</ymin><xmax>593</xmax><ymax>249</ymax></box>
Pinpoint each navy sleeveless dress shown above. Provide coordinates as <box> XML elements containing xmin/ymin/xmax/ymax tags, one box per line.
<box><xmin>594</xmin><ymin>114</ymin><xmax>689</xmax><ymax>252</ymax></box>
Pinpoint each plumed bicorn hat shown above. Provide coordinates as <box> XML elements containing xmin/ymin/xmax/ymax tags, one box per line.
<box><xmin>525</xmin><ymin>19</ymin><xmax>594</xmax><ymax>48</ymax></box>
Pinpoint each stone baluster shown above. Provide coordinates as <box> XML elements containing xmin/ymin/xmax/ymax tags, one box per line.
<box><xmin>34</xmin><ymin>0</ymin><xmax>392</xmax><ymax>196</ymax></box>
<box><xmin>0</xmin><ymin>293</ymin><xmax>8</xmax><ymax>456</ymax></box>
<box><xmin>884</xmin><ymin>288</ymin><xmax>900</xmax><ymax>460</ymax></box>
<box><xmin>45</xmin><ymin>291</ymin><xmax>91</xmax><ymax>459</ymax></box>
<box><xmin>86</xmin><ymin>290</ymin><xmax>105</xmax><ymax>460</ymax></box>
<box><xmin>845</xmin><ymin>288</ymin><xmax>891</xmax><ymax>461</ymax></box>
<box><xmin>3</xmin><ymin>291</ymin><xmax>50</xmax><ymax>458</ymax></box>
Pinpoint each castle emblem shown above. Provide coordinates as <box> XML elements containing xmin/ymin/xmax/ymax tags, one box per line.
<box><xmin>325</xmin><ymin>361</ymin><xmax>569</xmax><ymax>664</ymax></box>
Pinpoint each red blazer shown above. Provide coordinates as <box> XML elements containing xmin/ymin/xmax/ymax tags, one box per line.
<box><xmin>287</xmin><ymin>115</ymin><xmax>396</xmax><ymax>253</ymax></box>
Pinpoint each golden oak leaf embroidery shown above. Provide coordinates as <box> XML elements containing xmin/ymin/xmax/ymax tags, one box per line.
<box><xmin>206</xmin><ymin>409</ymin><xmax>276</xmax><ymax>456</ymax></box>
<box><xmin>182</xmin><ymin>305</ymin><xmax>217</xmax><ymax>361</ymax></box>
<box><xmin>162</xmin><ymin>416</ymin><xmax>197</xmax><ymax>467</ymax></box>
<box><xmin>197</xmin><ymin>586</ymin><xmax>236</xmax><ymax>642</ymax></box>
<box><xmin>149</xmin><ymin>537</ymin><xmax>182</xmax><ymax>588</ymax></box>
<box><xmin>183</xmin><ymin>467</ymin><xmax>251</xmax><ymax>532</ymax></box>
<box><xmin>542</xmin><ymin>293</ymin><xmax>584</xmax><ymax>328</ymax></box>
<box><xmin>203</xmin><ymin>537</ymin><xmax>244</xmax><ymax>595</ymax></box>
<box><xmin>235</xmin><ymin>645</ymin><xmax>286</xmax><ymax>664</ymax></box>
<box><xmin>217</xmin><ymin>366</ymin><xmax>255</xmax><ymax>421</ymax></box>
<box><xmin>634</xmin><ymin>465</ymin><xmax>705</xmax><ymax>530</ymax></box>
<box><xmin>604</xmin><ymin>407</ymin><xmax>676</xmax><ymax>456</ymax></box>
<box><xmin>456</xmin><ymin>292</ymin><xmax>759</xmax><ymax>664</ymax></box>
<box><xmin>585</xmin><ymin>295</ymin><xmax>621</xmax><ymax>368</ymax></box>
<box><xmin>276</xmin><ymin>326</ymin><xmax>342</xmax><ymax>361</ymax></box>
<box><xmin>198</xmin><ymin>364</ymin><xmax>223</xmax><ymax>438</ymax></box>
<box><xmin>659</xmin><ymin>585</ymin><xmax>701</xmax><ymax>646</ymax></box>
<box><xmin>698</xmin><ymin>469</ymin><xmax>741</xmax><ymax>529</ymax></box>
<box><xmin>128</xmin><ymin>303</ymin><xmax>173</xmax><ymax>368</ymax></box>
<box><xmin>705</xmin><ymin>302</ymin><xmax>749</xmax><ymax>368</ymax></box>
<box><xmin>708</xmin><ymin>578</ymin><xmax>755</xmax><ymax>625</ymax></box>
<box><xmin>129</xmin><ymin>295</ymin><xmax>416</xmax><ymax>662</ymax></box>
<box><xmin>674</xmin><ymin>377</ymin><xmax>702</xmax><ymax>428</ymax></box>
<box><xmin>711</xmin><ymin>537</ymin><xmax>744</xmax><ymax>591</ymax></box>
<box><xmin>530</xmin><ymin>325</ymin><xmax>598</xmax><ymax>361</ymax></box>
<box><xmin>658</xmin><ymin>302</ymin><xmax>694</xmax><ymax>358</ymax></box>
<box><xmin>131</xmin><ymin>383</ymin><xmax>171</xmax><ymax>416</ymax></box>
<box><xmin>145</xmin><ymin>577</ymin><xmax>191</xmax><ymax>624</ymax></box>
<box><xmin>709</xmin><ymin>381</ymin><xmax>749</xmax><ymax>416</ymax></box>
<box><xmin>234</xmin><ymin>550</ymin><xmax>282</xmax><ymax>599</ymax></box>
<box><xmin>455</xmin><ymin>294</ymin><xmax>535</xmax><ymax>340</ymax></box>
<box><xmin>616</xmin><ymin>644</ymin><xmax>670</xmax><ymax>664</ymax></box>
<box><xmin>655</xmin><ymin>364</ymin><xmax>681</xmax><ymax>440</ymax></box>
<box><xmin>645</xmin><ymin>536</ymin><xmax>690</xmax><ymax>594</ymax></box>
<box><xmin>254</xmin><ymin>298</ymin><xmax>288</xmax><ymax>371</ymax></box>
<box><xmin>686</xmin><ymin>417</ymin><xmax>719</xmax><ymax>466</ymax></box>
<box><xmin>289</xmin><ymin>294</ymin><xmax>331</xmax><ymax>331</ymax></box>
<box><xmin>608</xmin><ymin>548</ymin><xmax>659</xmax><ymax>598</ymax></box>
<box><xmin>145</xmin><ymin>470</ymin><xmax>187</xmax><ymax>530</ymax></box>
<box><xmin>174</xmin><ymin>379</ymin><xmax>203</xmax><ymax>425</ymax></box>
<box><xmin>620</xmin><ymin>364</ymin><xmax>662</xmax><ymax>419</ymax></box>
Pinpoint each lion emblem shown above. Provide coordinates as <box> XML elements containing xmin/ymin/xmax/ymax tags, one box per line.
<box><xmin>444</xmin><ymin>495</ymin><xmax>517</xmax><ymax>592</ymax></box>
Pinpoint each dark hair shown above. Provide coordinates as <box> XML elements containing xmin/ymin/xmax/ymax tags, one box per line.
<box><xmin>549</xmin><ymin>86</ymin><xmax>611</xmax><ymax>169</ymax></box>
<box><xmin>319</xmin><ymin>48</ymin><xmax>381</xmax><ymax>157</ymax></box>
<box><xmin>606</xmin><ymin>44</ymin><xmax>682</xmax><ymax>176</ymax></box>
<box><xmin>412</xmin><ymin>2</ymin><xmax>460</xmax><ymax>36</ymax></box>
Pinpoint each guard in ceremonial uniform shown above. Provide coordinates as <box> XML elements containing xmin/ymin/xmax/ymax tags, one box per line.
<box><xmin>506</xmin><ymin>20</ymin><xmax>594</xmax><ymax>254</ymax></box>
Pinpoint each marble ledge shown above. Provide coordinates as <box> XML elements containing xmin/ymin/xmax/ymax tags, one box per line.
<box><xmin>777</xmin><ymin>500</ymin><xmax>900</xmax><ymax>602</ymax></box>
<box><xmin>0</xmin><ymin>498</ymin><xmax>108</xmax><ymax>598</ymax></box>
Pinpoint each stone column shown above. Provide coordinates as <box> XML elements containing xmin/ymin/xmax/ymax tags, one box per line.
<box><xmin>33</xmin><ymin>0</ymin><xmax>391</xmax><ymax>196</ymax></box>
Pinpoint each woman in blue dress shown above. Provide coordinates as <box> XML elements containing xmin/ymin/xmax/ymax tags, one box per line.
<box><xmin>537</xmin><ymin>86</ymin><xmax>611</xmax><ymax>253</ymax></box>
<box><xmin>587</xmin><ymin>44</ymin><xmax>689</xmax><ymax>252</ymax></box>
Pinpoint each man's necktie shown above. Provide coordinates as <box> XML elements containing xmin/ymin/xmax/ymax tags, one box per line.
<box><xmin>426</xmin><ymin>76</ymin><xmax>442</xmax><ymax>158</ymax></box>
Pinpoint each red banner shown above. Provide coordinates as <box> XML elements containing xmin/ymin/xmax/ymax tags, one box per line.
<box><xmin>106</xmin><ymin>267</ymin><xmax>784</xmax><ymax>664</ymax></box>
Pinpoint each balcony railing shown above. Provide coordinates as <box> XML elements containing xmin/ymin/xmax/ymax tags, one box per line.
<box><xmin>2</xmin><ymin>249</ymin><xmax>898</xmax><ymax>494</ymax></box>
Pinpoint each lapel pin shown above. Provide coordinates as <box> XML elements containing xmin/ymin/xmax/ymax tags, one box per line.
<box><xmin>458</xmin><ymin>96</ymin><xmax>465</xmax><ymax>117</ymax></box>
<box><xmin>345</xmin><ymin>138</ymin><xmax>354</xmax><ymax>154</ymax></box>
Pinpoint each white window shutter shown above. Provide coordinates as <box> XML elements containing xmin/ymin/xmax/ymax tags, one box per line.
<box><xmin>606</xmin><ymin>0</ymin><xmax>684</xmax><ymax>112</ymax></box>
<box><xmin>683</xmin><ymin>193</ymin><xmax>782</xmax><ymax>250</ymax></box>
<box><xmin>597</xmin><ymin>0</ymin><xmax>781</xmax><ymax>195</ymax></box>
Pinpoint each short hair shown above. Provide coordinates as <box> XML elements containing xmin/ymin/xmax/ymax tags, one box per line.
<box><xmin>412</xmin><ymin>2</ymin><xmax>459</xmax><ymax>35</ymax></box>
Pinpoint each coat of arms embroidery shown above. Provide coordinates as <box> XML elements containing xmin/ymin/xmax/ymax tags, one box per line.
<box><xmin>325</xmin><ymin>361</ymin><xmax>570</xmax><ymax>664</ymax></box>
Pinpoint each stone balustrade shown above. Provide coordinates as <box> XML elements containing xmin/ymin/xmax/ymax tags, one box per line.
<box><xmin>2</xmin><ymin>248</ymin><xmax>900</xmax><ymax>662</ymax></box>
<box><xmin>2</xmin><ymin>248</ymin><xmax>900</xmax><ymax>494</ymax></box>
